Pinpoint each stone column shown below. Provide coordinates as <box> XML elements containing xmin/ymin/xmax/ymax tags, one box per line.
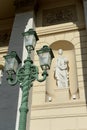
<box><xmin>0</xmin><ymin>3</ymin><xmax>36</xmax><ymax>130</ymax></box>
<box><xmin>83</xmin><ymin>0</ymin><xmax>87</xmax><ymax>30</ymax></box>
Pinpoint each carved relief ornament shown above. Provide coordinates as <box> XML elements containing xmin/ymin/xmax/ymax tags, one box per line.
<box><xmin>43</xmin><ymin>5</ymin><xmax>77</xmax><ymax>26</ymax></box>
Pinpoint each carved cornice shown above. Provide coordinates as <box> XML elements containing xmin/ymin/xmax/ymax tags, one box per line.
<box><xmin>36</xmin><ymin>23</ymin><xmax>85</xmax><ymax>36</ymax></box>
<box><xmin>31</xmin><ymin>101</ymin><xmax>87</xmax><ymax>110</ymax></box>
<box><xmin>42</xmin><ymin>5</ymin><xmax>77</xmax><ymax>26</ymax></box>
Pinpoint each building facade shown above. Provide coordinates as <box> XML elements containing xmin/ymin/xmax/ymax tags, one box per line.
<box><xmin>0</xmin><ymin>0</ymin><xmax>87</xmax><ymax>130</ymax></box>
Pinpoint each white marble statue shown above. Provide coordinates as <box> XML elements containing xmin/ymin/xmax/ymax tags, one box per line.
<box><xmin>55</xmin><ymin>49</ymin><xmax>69</xmax><ymax>88</ymax></box>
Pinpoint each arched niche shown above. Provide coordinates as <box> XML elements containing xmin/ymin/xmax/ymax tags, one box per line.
<box><xmin>46</xmin><ymin>40</ymin><xmax>79</xmax><ymax>102</ymax></box>
<box><xmin>50</xmin><ymin>40</ymin><xmax>74</xmax><ymax>50</ymax></box>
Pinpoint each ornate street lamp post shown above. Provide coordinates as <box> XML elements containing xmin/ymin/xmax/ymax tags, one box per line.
<box><xmin>4</xmin><ymin>29</ymin><xmax>54</xmax><ymax>130</ymax></box>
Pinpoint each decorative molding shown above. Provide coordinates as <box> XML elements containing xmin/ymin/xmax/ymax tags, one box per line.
<box><xmin>36</xmin><ymin>23</ymin><xmax>85</xmax><ymax>36</ymax></box>
<box><xmin>0</xmin><ymin>47</ymin><xmax>8</xmax><ymax>53</ymax></box>
<box><xmin>31</xmin><ymin>113</ymin><xmax>87</xmax><ymax>120</ymax></box>
<box><xmin>31</xmin><ymin>101</ymin><xmax>87</xmax><ymax>110</ymax></box>
<box><xmin>31</xmin><ymin>101</ymin><xmax>87</xmax><ymax>119</ymax></box>
<box><xmin>42</xmin><ymin>5</ymin><xmax>77</xmax><ymax>26</ymax></box>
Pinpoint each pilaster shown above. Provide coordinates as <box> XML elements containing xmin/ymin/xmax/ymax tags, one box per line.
<box><xmin>83</xmin><ymin>0</ymin><xmax>87</xmax><ymax>30</ymax></box>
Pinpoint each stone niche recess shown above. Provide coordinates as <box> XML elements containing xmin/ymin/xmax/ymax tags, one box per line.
<box><xmin>46</xmin><ymin>40</ymin><xmax>79</xmax><ymax>102</ymax></box>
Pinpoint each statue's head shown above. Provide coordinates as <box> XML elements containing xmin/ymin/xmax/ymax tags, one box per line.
<box><xmin>58</xmin><ymin>49</ymin><xmax>63</xmax><ymax>55</ymax></box>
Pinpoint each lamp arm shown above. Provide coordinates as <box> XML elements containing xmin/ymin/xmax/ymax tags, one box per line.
<box><xmin>37</xmin><ymin>70</ymin><xmax>48</xmax><ymax>82</ymax></box>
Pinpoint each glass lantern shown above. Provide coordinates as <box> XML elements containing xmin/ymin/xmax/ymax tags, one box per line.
<box><xmin>22</xmin><ymin>29</ymin><xmax>39</xmax><ymax>50</ymax></box>
<box><xmin>4</xmin><ymin>51</ymin><xmax>21</xmax><ymax>74</ymax></box>
<box><xmin>37</xmin><ymin>46</ymin><xmax>54</xmax><ymax>70</ymax></box>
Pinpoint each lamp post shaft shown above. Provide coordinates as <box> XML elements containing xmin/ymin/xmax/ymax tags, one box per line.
<box><xmin>4</xmin><ymin>43</ymin><xmax>54</xmax><ymax>130</ymax></box>
<box><xmin>18</xmin><ymin>58</ymin><xmax>33</xmax><ymax>130</ymax></box>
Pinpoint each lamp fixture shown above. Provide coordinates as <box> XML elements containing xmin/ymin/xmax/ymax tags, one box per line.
<box><xmin>4</xmin><ymin>29</ymin><xmax>54</xmax><ymax>130</ymax></box>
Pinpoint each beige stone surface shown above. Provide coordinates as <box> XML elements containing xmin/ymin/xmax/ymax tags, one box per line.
<box><xmin>29</xmin><ymin>0</ymin><xmax>87</xmax><ymax>130</ymax></box>
<box><xmin>30</xmin><ymin>102</ymin><xmax>87</xmax><ymax>130</ymax></box>
<box><xmin>0</xmin><ymin>0</ymin><xmax>87</xmax><ymax>130</ymax></box>
<box><xmin>0</xmin><ymin>46</ymin><xmax>8</xmax><ymax>66</ymax></box>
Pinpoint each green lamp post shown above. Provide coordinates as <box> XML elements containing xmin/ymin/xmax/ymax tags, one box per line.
<box><xmin>4</xmin><ymin>29</ymin><xmax>54</xmax><ymax>130</ymax></box>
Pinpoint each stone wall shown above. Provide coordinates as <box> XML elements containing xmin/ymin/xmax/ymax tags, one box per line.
<box><xmin>29</xmin><ymin>0</ymin><xmax>87</xmax><ymax>130</ymax></box>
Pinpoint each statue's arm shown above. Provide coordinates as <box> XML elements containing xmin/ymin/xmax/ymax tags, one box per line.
<box><xmin>57</xmin><ymin>59</ymin><xmax>67</xmax><ymax>70</ymax></box>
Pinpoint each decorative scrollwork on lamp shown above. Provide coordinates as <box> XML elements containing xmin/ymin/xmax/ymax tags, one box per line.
<box><xmin>4</xmin><ymin>28</ymin><xmax>54</xmax><ymax>130</ymax></box>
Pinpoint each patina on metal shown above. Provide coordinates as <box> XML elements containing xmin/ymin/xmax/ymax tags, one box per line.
<box><xmin>4</xmin><ymin>29</ymin><xmax>54</xmax><ymax>130</ymax></box>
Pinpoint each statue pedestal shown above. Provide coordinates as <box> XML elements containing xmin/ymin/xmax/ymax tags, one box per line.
<box><xmin>54</xmin><ymin>87</ymin><xmax>69</xmax><ymax>102</ymax></box>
